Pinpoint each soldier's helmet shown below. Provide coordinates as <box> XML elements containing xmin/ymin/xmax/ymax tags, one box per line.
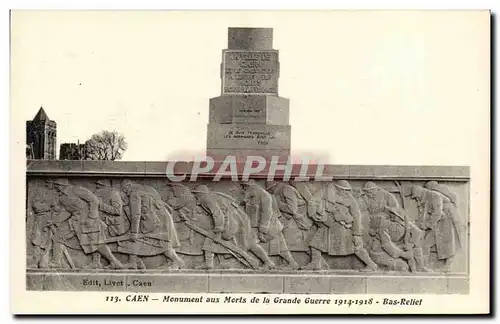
<box><xmin>424</xmin><ymin>181</ymin><xmax>439</xmax><ymax>190</ymax></box>
<box><xmin>195</xmin><ymin>185</ymin><xmax>210</xmax><ymax>194</ymax></box>
<box><xmin>120</xmin><ymin>179</ymin><xmax>134</xmax><ymax>192</ymax></box>
<box><xmin>241</xmin><ymin>179</ymin><xmax>257</xmax><ymax>187</ymax></box>
<box><xmin>334</xmin><ymin>180</ymin><xmax>352</xmax><ymax>191</ymax></box>
<box><xmin>411</xmin><ymin>185</ymin><xmax>425</xmax><ymax>198</ymax></box>
<box><xmin>363</xmin><ymin>181</ymin><xmax>378</xmax><ymax>191</ymax></box>
<box><xmin>171</xmin><ymin>183</ymin><xmax>190</xmax><ymax>196</ymax></box>
<box><xmin>265</xmin><ymin>181</ymin><xmax>279</xmax><ymax>190</ymax></box>
<box><xmin>96</xmin><ymin>179</ymin><xmax>111</xmax><ymax>187</ymax></box>
<box><xmin>53</xmin><ymin>178</ymin><xmax>70</xmax><ymax>186</ymax></box>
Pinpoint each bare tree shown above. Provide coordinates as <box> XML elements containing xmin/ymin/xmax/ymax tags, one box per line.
<box><xmin>84</xmin><ymin>130</ymin><xmax>127</xmax><ymax>161</ymax></box>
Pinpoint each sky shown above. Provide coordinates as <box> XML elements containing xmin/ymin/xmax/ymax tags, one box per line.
<box><xmin>11</xmin><ymin>10</ymin><xmax>489</xmax><ymax>166</ymax></box>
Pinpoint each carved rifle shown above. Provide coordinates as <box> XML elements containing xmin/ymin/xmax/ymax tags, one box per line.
<box><xmin>394</xmin><ymin>181</ymin><xmax>410</xmax><ymax>247</ymax></box>
<box><xmin>165</xmin><ymin>200</ymin><xmax>260</xmax><ymax>270</ymax></box>
<box><xmin>191</xmin><ymin>190</ymin><xmax>241</xmax><ymax>209</ymax></box>
<box><xmin>62</xmin><ymin>245</ymin><xmax>76</xmax><ymax>269</ymax></box>
<box><xmin>182</xmin><ymin>219</ymin><xmax>260</xmax><ymax>270</ymax></box>
<box><xmin>101</xmin><ymin>232</ymin><xmax>169</xmax><ymax>244</ymax></box>
<box><xmin>42</xmin><ymin>225</ymin><xmax>77</xmax><ymax>269</ymax></box>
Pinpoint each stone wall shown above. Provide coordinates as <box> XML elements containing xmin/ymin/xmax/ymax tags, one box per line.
<box><xmin>26</xmin><ymin>160</ymin><xmax>470</xmax><ymax>294</ymax></box>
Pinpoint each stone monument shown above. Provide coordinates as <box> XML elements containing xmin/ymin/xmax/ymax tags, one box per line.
<box><xmin>207</xmin><ymin>28</ymin><xmax>291</xmax><ymax>161</ymax></box>
<box><xmin>25</xmin><ymin>27</ymin><xmax>470</xmax><ymax>295</ymax></box>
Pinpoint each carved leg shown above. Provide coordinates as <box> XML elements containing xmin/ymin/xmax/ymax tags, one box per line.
<box><xmin>393</xmin><ymin>259</ymin><xmax>410</xmax><ymax>272</ymax></box>
<box><xmin>250</xmin><ymin>245</ymin><xmax>276</xmax><ymax>270</ymax></box>
<box><xmin>442</xmin><ymin>256</ymin><xmax>454</xmax><ymax>273</ymax></box>
<box><xmin>84</xmin><ymin>252</ymin><xmax>103</xmax><ymax>269</ymax></box>
<box><xmin>38</xmin><ymin>239</ymin><xmax>53</xmax><ymax>269</ymax></box>
<box><xmin>48</xmin><ymin>243</ymin><xmax>64</xmax><ymax>269</ymax></box>
<box><xmin>320</xmin><ymin>257</ymin><xmax>330</xmax><ymax>270</ymax></box>
<box><xmin>407</xmin><ymin>257</ymin><xmax>417</xmax><ymax>272</ymax></box>
<box><xmin>413</xmin><ymin>248</ymin><xmax>431</xmax><ymax>272</ymax></box>
<box><xmin>123</xmin><ymin>255</ymin><xmax>137</xmax><ymax>269</ymax></box>
<box><xmin>216</xmin><ymin>254</ymin><xmax>232</xmax><ymax>269</ymax></box>
<box><xmin>97</xmin><ymin>245</ymin><xmax>124</xmax><ymax>269</ymax></box>
<box><xmin>195</xmin><ymin>251</ymin><xmax>214</xmax><ymax>270</ymax></box>
<box><xmin>355</xmin><ymin>249</ymin><xmax>378</xmax><ymax>272</ymax></box>
<box><xmin>301</xmin><ymin>247</ymin><xmax>323</xmax><ymax>270</ymax></box>
<box><xmin>422</xmin><ymin>230</ymin><xmax>435</xmax><ymax>268</ymax></box>
<box><xmin>122</xmin><ymin>255</ymin><xmax>145</xmax><ymax>270</ymax></box>
<box><xmin>163</xmin><ymin>248</ymin><xmax>186</xmax><ymax>269</ymax></box>
<box><xmin>279</xmin><ymin>251</ymin><xmax>300</xmax><ymax>270</ymax></box>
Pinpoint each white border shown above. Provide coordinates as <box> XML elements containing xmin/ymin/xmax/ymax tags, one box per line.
<box><xmin>4</xmin><ymin>1</ymin><xmax>497</xmax><ymax>324</ymax></box>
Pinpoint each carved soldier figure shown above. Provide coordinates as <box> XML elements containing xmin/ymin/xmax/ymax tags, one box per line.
<box><xmin>166</xmin><ymin>183</ymin><xmax>207</xmax><ymax>258</ymax></box>
<box><xmin>120</xmin><ymin>180</ymin><xmax>185</xmax><ymax>269</ymax></box>
<box><xmin>81</xmin><ymin>179</ymin><xmax>130</xmax><ymax>269</ymax></box>
<box><xmin>95</xmin><ymin>179</ymin><xmax>129</xmax><ymax>237</ymax></box>
<box><xmin>50</xmin><ymin>178</ymin><xmax>124</xmax><ymax>269</ymax></box>
<box><xmin>304</xmin><ymin>180</ymin><xmax>378</xmax><ymax>271</ymax></box>
<box><xmin>193</xmin><ymin>184</ymin><xmax>275</xmax><ymax>270</ymax></box>
<box><xmin>424</xmin><ymin>181</ymin><xmax>465</xmax><ymax>251</ymax></box>
<box><xmin>241</xmin><ymin>180</ymin><xmax>300</xmax><ymax>270</ymax></box>
<box><xmin>362</xmin><ymin>181</ymin><xmax>399</xmax><ymax>215</ymax></box>
<box><xmin>266</xmin><ymin>180</ymin><xmax>315</xmax><ymax>253</ymax></box>
<box><xmin>28</xmin><ymin>180</ymin><xmax>61</xmax><ymax>268</ymax></box>
<box><xmin>411</xmin><ymin>184</ymin><xmax>459</xmax><ymax>272</ymax></box>
<box><xmin>368</xmin><ymin>206</ymin><xmax>429</xmax><ymax>272</ymax></box>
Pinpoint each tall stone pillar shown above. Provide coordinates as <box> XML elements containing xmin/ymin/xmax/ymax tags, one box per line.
<box><xmin>206</xmin><ymin>27</ymin><xmax>291</xmax><ymax>161</ymax></box>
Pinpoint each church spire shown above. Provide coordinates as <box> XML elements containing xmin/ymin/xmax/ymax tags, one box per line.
<box><xmin>33</xmin><ymin>106</ymin><xmax>49</xmax><ymax>121</ymax></box>
<box><xmin>27</xmin><ymin>106</ymin><xmax>57</xmax><ymax>159</ymax></box>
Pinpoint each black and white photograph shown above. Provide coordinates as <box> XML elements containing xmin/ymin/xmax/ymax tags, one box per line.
<box><xmin>9</xmin><ymin>10</ymin><xmax>490</xmax><ymax>315</ymax></box>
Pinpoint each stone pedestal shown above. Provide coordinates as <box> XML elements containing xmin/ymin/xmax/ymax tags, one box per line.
<box><xmin>206</xmin><ymin>27</ymin><xmax>290</xmax><ymax>161</ymax></box>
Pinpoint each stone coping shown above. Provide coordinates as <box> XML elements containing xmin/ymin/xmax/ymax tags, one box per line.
<box><xmin>26</xmin><ymin>268</ymin><xmax>467</xmax><ymax>277</ymax></box>
<box><xmin>26</xmin><ymin>160</ymin><xmax>470</xmax><ymax>181</ymax></box>
<box><xmin>26</xmin><ymin>270</ymin><xmax>469</xmax><ymax>294</ymax></box>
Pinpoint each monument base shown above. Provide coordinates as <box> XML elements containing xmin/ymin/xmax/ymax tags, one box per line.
<box><xmin>206</xmin><ymin>123</ymin><xmax>291</xmax><ymax>162</ymax></box>
<box><xmin>26</xmin><ymin>269</ymin><xmax>469</xmax><ymax>294</ymax></box>
<box><xmin>25</xmin><ymin>160</ymin><xmax>470</xmax><ymax>295</ymax></box>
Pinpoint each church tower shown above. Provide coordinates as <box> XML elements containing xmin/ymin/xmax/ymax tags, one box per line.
<box><xmin>26</xmin><ymin>107</ymin><xmax>57</xmax><ymax>160</ymax></box>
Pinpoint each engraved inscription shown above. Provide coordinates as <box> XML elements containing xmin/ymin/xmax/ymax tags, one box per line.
<box><xmin>223</xmin><ymin>129</ymin><xmax>276</xmax><ymax>146</ymax></box>
<box><xmin>233</xmin><ymin>107</ymin><xmax>264</xmax><ymax>119</ymax></box>
<box><xmin>223</xmin><ymin>50</ymin><xmax>279</xmax><ymax>94</ymax></box>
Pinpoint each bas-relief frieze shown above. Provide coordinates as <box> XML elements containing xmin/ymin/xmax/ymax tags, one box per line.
<box><xmin>26</xmin><ymin>177</ymin><xmax>468</xmax><ymax>274</ymax></box>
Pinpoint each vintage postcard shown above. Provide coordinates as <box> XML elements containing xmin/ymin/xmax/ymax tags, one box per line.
<box><xmin>10</xmin><ymin>10</ymin><xmax>490</xmax><ymax>314</ymax></box>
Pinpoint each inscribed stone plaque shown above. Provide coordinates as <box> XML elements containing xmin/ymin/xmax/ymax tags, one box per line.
<box><xmin>206</xmin><ymin>123</ymin><xmax>291</xmax><ymax>150</ymax></box>
<box><xmin>222</xmin><ymin>50</ymin><xmax>279</xmax><ymax>94</ymax></box>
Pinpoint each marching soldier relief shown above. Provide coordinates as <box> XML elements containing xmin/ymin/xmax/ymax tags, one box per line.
<box><xmin>25</xmin><ymin>27</ymin><xmax>470</xmax><ymax>295</ymax></box>
<box><xmin>26</xmin><ymin>175</ymin><xmax>469</xmax><ymax>294</ymax></box>
<box><xmin>27</xmin><ymin>177</ymin><xmax>467</xmax><ymax>274</ymax></box>
<box><xmin>242</xmin><ymin>180</ymin><xmax>299</xmax><ymax>270</ymax></box>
